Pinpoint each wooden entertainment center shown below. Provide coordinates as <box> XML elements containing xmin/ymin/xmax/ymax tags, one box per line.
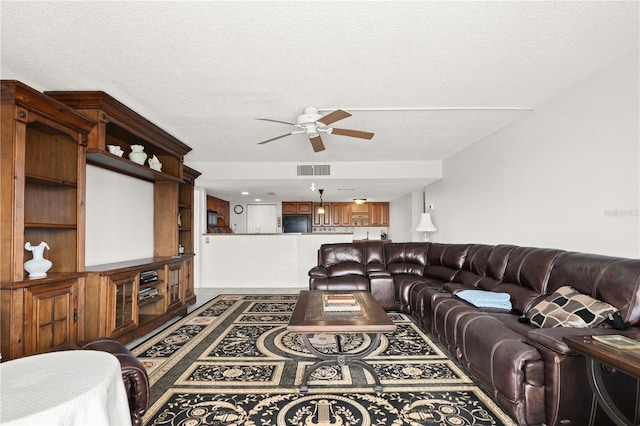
<box><xmin>1</xmin><ymin>81</ymin><xmax>200</xmax><ymax>359</ymax></box>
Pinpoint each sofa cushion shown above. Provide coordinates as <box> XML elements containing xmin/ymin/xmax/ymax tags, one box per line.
<box><xmin>319</xmin><ymin>243</ymin><xmax>364</xmax><ymax>267</ymax></box>
<box><xmin>384</xmin><ymin>243</ymin><xmax>428</xmax><ymax>276</ymax></box>
<box><xmin>528</xmin><ymin>285</ymin><xmax>618</xmax><ymax>328</ymax></box>
<box><xmin>328</xmin><ymin>262</ymin><xmax>366</xmax><ymax>277</ymax></box>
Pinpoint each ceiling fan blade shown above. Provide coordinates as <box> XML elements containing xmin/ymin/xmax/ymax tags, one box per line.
<box><xmin>256</xmin><ymin>118</ymin><xmax>297</xmax><ymax>126</ymax></box>
<box><xmin>317</xmin><ymin>109</ymin><xmax>351</xmax><ymax>126</ymax></box>
<box><xmin>309</xmin><ymin>135</ymin><xmax>325</xmax><ymax>152</ymax></box>
<box><xmin>257</xmin><ymin>133</ymin><xmax>294</xmax><ymax>145</ymax></box>
<box><xmin>330</xmin><ymin>128</ymin><xmax>375</xmax><ymax>139</ymax></box>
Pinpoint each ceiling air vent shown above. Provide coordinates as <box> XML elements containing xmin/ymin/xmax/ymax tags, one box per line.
<box><xmin>297</xmin><ymin>164</ymin><xmax>331</xmax><ymax>176</ymax></box>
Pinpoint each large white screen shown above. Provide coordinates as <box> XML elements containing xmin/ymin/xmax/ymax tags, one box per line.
<box><xmin>85</xmin><ymin>165</ymin><xmax>154</xmax><ymax>266</ymax></box>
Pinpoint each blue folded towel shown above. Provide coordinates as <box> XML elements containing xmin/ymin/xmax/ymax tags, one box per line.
<box><xmin>456</xmin><ymin>289</ymin><xmax>512</xmax><ymax>310</ymax></box>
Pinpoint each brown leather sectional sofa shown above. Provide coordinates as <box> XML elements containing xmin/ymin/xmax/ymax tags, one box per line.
<box><xmin>309</xmin><ymin>241</ymin><xmax>640</xmax><ymax>426</ymax></box>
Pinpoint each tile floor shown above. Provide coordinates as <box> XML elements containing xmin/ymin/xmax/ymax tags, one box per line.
<box><xmin>126</xmin><ymin>287</ymin><xmax>304</xmax><ymax>349</ymax></box>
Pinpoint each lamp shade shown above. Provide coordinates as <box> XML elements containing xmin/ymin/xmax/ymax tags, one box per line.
<box><xmin>416</xmin><ymin>213</ymin><xmax>437</xmax><ymax>232</ymax></box>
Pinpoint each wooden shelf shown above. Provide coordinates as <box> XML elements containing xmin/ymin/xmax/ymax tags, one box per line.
<box><xmin>138</xmin><ymin>294</ymin><xmax>164</xmax><ymax>307</ymax></box>
<box><xmin>1</xmin><ymin>80</ymin><xmax>95</xmax><ymax>360</ymax></box>
<box><xmin>25</xmin><ymin>222</ymin><xmax>77</xmax><ymax>229</ymax></box>
<box><xmin>87</xmin><ymin>150</ymin><xmax>183</xmax><ymax>183</ymax></box>
<box><xmin>26</xmin><ymin>174</ymin><xmax>77</xmax><ymax>187</ymax></box>
<box><xmin>140</xmin><ymin>279</ymin><xmax>165</xmax><ymax>290</ymax></box>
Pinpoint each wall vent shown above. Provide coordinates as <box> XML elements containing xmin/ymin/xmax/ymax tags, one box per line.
<box><xmin>297</xmin><ymin>164</ymin><xmax>331</xmax><ymax>176</ymax></box>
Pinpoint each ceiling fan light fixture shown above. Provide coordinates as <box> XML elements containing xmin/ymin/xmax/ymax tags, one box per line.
<box><xmin>353</xmin><ymin>198</ymin><xmax>367</xmax><ymax>205</ymax></box>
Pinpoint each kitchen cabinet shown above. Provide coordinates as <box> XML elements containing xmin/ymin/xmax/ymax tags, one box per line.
<box><xmin>1</xmin><ymin>81</ymin><xmax>94</xmax><ymax>360</ymax></box>
<box><xmin>286</xmin><ymin>201</ymin><xmax>390</xmax><ymax>228</ymax></box>
<box><xmin>282</xmin><ymin>201</ymin><xmax>312</xmax><ymax>214</ymax></box>
<box><xmin>313</xmin><ymin>203</ymin><xmax>332</xmax><ymax>226</ymax></box>
<box><xmin>207</xmin><ymin>196</ymin><xmax>230</xmax><ymax>226</ymax></box>
<box><xmin>369</xmin><ymin>202</ymin><xmax>390</xmax><ymax>226</ymax></box>
<box><xmin>330</xmin><ymin>203</ymin><xmax>343</xmax><ymax>226</ymax></box>
<box><xmin>351</xmin><ymin>203</ymin><xmax>369</xmax><ymax>226</ymax></box>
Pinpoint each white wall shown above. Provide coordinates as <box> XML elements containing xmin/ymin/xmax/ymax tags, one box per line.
<box><xmin>85</xmin><ymin>165</ymin><xmax>154</xmax><ymax>265</ymax></box>
<box><xmin>389</xmin><ymin>192</ymin><xmax>425</xmax><ymax>242</ymax></box>
<box><xmin>426</xmin><ymin>50</ymin><xmax>639</xmax><ymax>258</ymax></box>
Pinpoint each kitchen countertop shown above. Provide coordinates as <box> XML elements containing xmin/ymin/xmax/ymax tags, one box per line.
<box><xmin>203</xmin><ymin>232</ymin><xmax>354</xmax><ymax>236</ymax></box>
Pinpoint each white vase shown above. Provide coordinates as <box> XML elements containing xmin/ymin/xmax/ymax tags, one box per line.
<box><xmin>24</xmin><ymin>242</ymin><xmax>52</xmax><ymax>278</ymax></box>
<box><xmin>129</xmin><ymin>151</ymin><xmax>147</xmax><ymax>165</ymax></box>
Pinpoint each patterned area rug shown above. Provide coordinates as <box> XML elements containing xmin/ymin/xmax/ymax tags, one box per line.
<box><xmin>132</xmin><ymin>294</ymin><xmax>516</xmax><ymax>425</ymax></box>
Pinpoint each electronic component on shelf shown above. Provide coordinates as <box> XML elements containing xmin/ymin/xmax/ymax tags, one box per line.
<box><xmin>138</xmin><ymin>287</ymin><xmax>159</xmax><ymax>302</ymax></box>
<box><xmin>140</xmin><ymin>270</ymin><xmax>158</xmax><ymax>284</ymax></box>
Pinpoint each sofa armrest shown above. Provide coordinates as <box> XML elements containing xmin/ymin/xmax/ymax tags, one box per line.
<box><xmin>309</xmin><ymin>266</ymin><xmax>329</xmax><ymax>278</ymax></box>
<box><xmin>526</xmin><ymin>327</ymin><xmax>627</xmax><ymax>355</ymax></box>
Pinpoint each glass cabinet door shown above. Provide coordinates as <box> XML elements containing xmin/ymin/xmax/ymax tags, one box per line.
<box><xmin>167</xmin><ymin>264</ymin><xmax>182</xmax><ymax>308</ymax></box>
<box><xmin>109</xmin><ymin>272</ymin><xmax>138</xmax><ymax>335</ymax></box>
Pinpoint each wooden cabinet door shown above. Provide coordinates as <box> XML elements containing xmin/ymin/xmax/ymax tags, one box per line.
<box><xmin>370</xmin><ymin>203</ymin><xmax>390</xmax><ymax>226</ymax></box>
<box><xmin>282</xmin><ymin>202</ymin><xmax>297</xmax><ymax>214</ymax></box>
<box><xmin>341</xmin><ymin>203</ymin><xmax>352</xmax><ymax>226</ymax></box>
<box><xmin>331</xmin><ymin>203</ymin><xmax>343</xmax><ymax>226</ymax></box>
<box><xmin>312</xmin><ymin>203</ymin><xmax>321</xmax><ymax>226</ymax></box>
<box><xmin>166</xmin><ymin>262</ymin><xmax>183</xmax><ymax>310</ymax></box>
<box><xmin>24</xmin><ymin>279</ymin><xmax>79</xmax><ymax>355</ymax></box>
<box><xmin>183</xmin><ymin>257</ymin><xmax>195</xmax><ymax>304</ymax></box>
<box><xmin>313</xmin><ymin>203</ymin><xmax>331</xmax><ymax>226</ymax></box>
<box><xmin>107</xmin><ymin>271</ymin><xmax>138</xmax><ymax>338</ymax></box>
<box><xmin>296</xmin><ymin>202</ymin><xmax>312</xmax><ymax>214</ymax></box>
<box><xmin>283</xmin><ymin>202</ymin><xmax>312</xmax><ymax>214</ymax></box>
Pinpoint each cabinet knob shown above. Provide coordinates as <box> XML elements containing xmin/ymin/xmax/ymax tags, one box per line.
<box><xmin>18</xmin><ymin>110</ymin><xmax>26</xmax><ymax>119</ymax></box>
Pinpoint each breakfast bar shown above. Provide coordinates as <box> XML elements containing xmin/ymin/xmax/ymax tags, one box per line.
<box><xmin>198</xmin><ymin>233</ymin><xmax>353</xmax><ymax>288</ymax></box>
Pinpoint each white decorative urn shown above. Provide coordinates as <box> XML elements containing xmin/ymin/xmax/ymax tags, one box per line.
<box><xmin>128</xmin><ymin>145</ymin><xmax>147</xmax><ymax>165</ymax></box>
<box><xmin>24</xmin><ymin>241</ymin><xmax>52</xmax><ymax>278</ymax></box>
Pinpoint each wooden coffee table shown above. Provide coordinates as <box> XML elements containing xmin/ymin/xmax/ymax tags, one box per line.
<box><xmin>287</xmin><ymin>290</ymin><xmax>396</xmax><ymax>392</ymax></box>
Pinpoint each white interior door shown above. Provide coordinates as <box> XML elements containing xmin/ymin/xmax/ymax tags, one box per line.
<box><xmin>247</xmin><ymin>204</ymin><xmax>277</xmax><ymax>233</ymax></box>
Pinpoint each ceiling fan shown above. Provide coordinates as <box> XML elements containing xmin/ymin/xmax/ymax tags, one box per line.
<box><xmin>256</xmin><ymin>107</ymin><xmax>374</xmax><ymax>152</ymax></box>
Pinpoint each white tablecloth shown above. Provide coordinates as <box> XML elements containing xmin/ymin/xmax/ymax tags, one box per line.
<box><xmin>1</xmin><ymin>350</ymin><xmax>131</xmax><ymax>425</ymax></box>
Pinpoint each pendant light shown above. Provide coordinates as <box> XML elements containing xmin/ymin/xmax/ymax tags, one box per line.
<box><xmin>318</xmin><ymin>189</ymin><xmax>325</xmax><ymax>214</ymax></box>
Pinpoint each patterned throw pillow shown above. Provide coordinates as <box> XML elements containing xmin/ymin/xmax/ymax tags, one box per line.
<box><xmin>528</xmin><ymin>286</ymin><xmax>618</xmax><ymax>328</ymax></box>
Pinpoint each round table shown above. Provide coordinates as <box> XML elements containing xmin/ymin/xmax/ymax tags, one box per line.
<box><xmin>1</xmin><ymin>350</ymin><xmax>131</xmax><ymax>425</ymax></box>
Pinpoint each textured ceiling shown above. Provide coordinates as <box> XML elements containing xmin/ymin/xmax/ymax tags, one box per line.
<box><xmin>1</xmin><ymin>1</ymin><xmax>638</xmax><ymax>202</ymax></box>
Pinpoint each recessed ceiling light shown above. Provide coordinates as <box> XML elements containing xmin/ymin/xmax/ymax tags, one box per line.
<box><xmin>241</xmin><ymin>191</ymin><xmax>249</xmax><ymax>195</ymax></box>
<box><xmin>254</xmin><ymin>198</ymin><xmax>261</xmax><ymax>202</ymax></box>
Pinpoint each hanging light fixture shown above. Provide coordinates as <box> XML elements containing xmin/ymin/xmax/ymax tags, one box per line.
<box><xmin>353</xmin><ymin>198</ymin><xmax>367</xmax><ymax>205</ymax></box>
<box><xmin>318</xmin><ymin>189</ymin><xmax>325</xmax><ymax>214</ymax></box>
